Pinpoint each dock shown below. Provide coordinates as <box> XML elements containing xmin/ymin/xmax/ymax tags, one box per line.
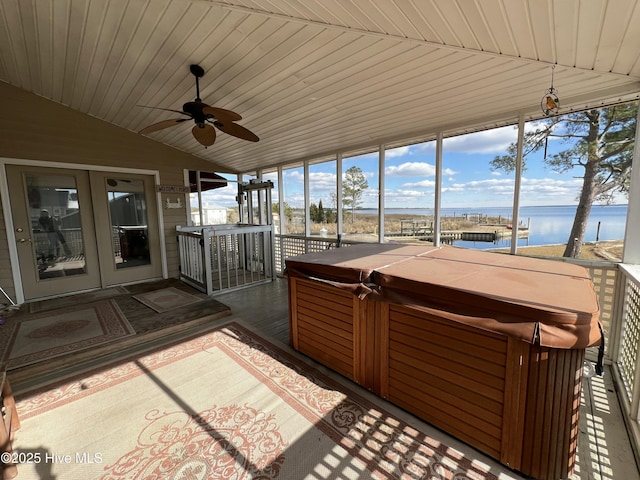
<box><xmin>417</xmin><ymin>229</ymin><xmax>529</xmax><ymax>244</ymax></box>
<box><xmin>419</xmin><ymin>231</ymin><xmax>502</xmax><ymax>243</ymax></box>
<box><xmin>395</xmin><ymin>219</ymin><xmax>529</xmax><ymax>244</ymax></box>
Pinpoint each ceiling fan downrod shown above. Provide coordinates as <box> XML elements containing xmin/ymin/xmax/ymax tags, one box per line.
<box><xmin>190</xmin><ymin>64</ymin><xmax>205</xmax><ymax>101</ymax></box>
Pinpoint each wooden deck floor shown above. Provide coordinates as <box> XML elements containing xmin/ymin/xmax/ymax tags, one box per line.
<box><xmin>209</xmin><ymin>278</ymin><xmax>640</xmax><ymax>480</ymax></box>
<box><xmin>216</xmin><ymin>279</ymin><xmax>640</xmax><ymax>480</ymax></box>
<box><xmin>9</xmin><ymin>277</ymin><xmax>640</xmax><ymax>479</ymax></box>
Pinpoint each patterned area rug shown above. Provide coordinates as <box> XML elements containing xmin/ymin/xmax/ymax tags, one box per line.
<box><xmin>132</xmin><ymin>287</ymin><xmax>201</xmax><ymax>313</ymax></box>
<box><xmin>14</xmin><ymin>322</ymin><xmax>511</xmax><ymax>479</ymax></box>
<box><xmin>1</xmin><ymin>299</ymin><xmax>134</xmax><ymax>369</ymax></box>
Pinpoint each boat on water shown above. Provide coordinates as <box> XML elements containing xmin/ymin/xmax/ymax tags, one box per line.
<box><xmin>506</xmin><ymin>224</ymin><xmax>529</xmax><ymax>231</ymax></box>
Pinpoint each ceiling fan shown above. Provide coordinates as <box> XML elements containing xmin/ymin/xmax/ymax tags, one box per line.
<box><xmin>138</xmin><ymin>64</ymin><xmax>259</xmax><ymax>147</ymax></box>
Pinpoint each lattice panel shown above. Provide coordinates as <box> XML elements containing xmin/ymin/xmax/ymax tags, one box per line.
<box><xmin>306</xmin><ymin>239</ymin><xmax>336</xmax><ymax>253</ymax></box>
<box><xmin>276</xmin><ymin>236</ymin><xmax>349</xmax><ymax>274</ymax></box>
<box><xmin>274</xmin><ymin>237</ymin><xmax>283</xmax><ymax>273</ymax></box>
<box><xmin>278</xmin><ymin>237</ymin><xmax>306</xmax><ymax>274</ymax></box>
<box><xmin>618</xmin><ymin>276</ymin><xmax>640</xmax><ymax>403</ymax></box>
<box><xmin>586</xmin><ymin>265</ymin><xmax>618</xmax><ymax>358</ymax></box>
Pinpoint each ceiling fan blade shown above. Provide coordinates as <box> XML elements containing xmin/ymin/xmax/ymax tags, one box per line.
<box><xmin>192</xmin><ymin>124</ymin><xmax>216</xmax><ymax>147</ymax></box>
<box><xmin>213</xmin><ymin>121</ymin><xmax>259</xmax><ymax>142</ymax></box>
<box><xmin>136</xmin><ymin>105</ymin><xmax>190</xmax><ymax>117</ymax></box>
<box><xmin>139</xmin><ymin>118</ymin><xmax>189</xmax><ymax>134</ymax></box>
<box><xmin>202</xmin><ymin>106</ymin><xmax>242</xmax><ymax>122</ymax></box>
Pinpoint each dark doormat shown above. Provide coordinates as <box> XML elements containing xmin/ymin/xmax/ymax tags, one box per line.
<box><xmin>116</xmin><ymin>279</ymin><xmax>231</xmax><ymax>335</ymax></box>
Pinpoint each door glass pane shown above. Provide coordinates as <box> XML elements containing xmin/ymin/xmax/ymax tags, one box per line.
<box><xmin>107</xmin><ymin>178</ymin><xmax>150</xmax><ymax>269</ymax></box>
<box><xmin>27</xmin><ymin>174</ymin><xmax>86</xmax><ymax>279</ymax></box>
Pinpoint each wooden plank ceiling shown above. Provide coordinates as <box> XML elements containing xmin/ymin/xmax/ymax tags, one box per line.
<box><xmin>1</xmin><ymin>0</ymin><xmax>639</xmax><ymax>174</ymax></box>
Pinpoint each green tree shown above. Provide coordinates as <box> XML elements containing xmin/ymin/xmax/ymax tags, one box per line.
<box><xmin>317</xmin><ymin>199</ymin><xmax>326</xmax><ymax>223</ymax></box>
<box><xmin>309</xmin><ymin>202</ymin><xmax>319</xmax><ymax>223</ymax></box>
<box><xmin>343</xmin><ymin>166</ymin><xmax>369</xmax><ymax>223</ymax></box>
<box><xmin>309</xmin><ymin>200</ymin><xmax>327</xmax><ymax>223</ymax></box>
<box><xmin>325</xmin><ymin>209</ymin><xmax>336</xmax><ymax>224</ymax></box>
<box><xmin>272</xmin><ymin>201</ymin><xmax>293</xmax><ymax>221</ymax></box>
<box><xmin>491</xmin><ymin>103</ymin><xmax>637</xmax><ymax>257</ymax></box>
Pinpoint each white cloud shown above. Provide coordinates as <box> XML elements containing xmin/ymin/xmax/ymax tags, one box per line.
<box><xmin>383</xmin><ymin>126</ymin><xmax>519</xmax><ymax>157</ymax></box>
<box><xmin>284</xmin><ymin>170</ymin><xmax>304</xmax><ymax>182</ymax></box>
<box><xmin>385</xmin><ymin>145</ymin><xmax>413</xmax><ymax>158</ymax></box>
<box><xmin>520</xmin><ymin>177</ymin><xmax>582</xmax><ymax>197</ymax></box>
<box><xmin>442</xmin><ymin>126</ymin><xmax>518</xmax><ymax>154</ymax></box>
<box><xmin>309</xmin><ymin>171</ymin><xmax>336</xmax><ymax>189</ymax></box>
<box><xmin>262</xmin><ymin>172</ymin><xmax>278</xmax><ymax>182</ymax></box>
<box><xmin>439</xmin><ymin>175</ymin><xmax>583</xmax><ymax>206</ymax></box>
<box><xmin>447</xmin><ymin>178</ymin><xmax>515</xmax><ymax>191</ymax></box>
<box><xmin>386</xmin><ymin>162</ymin><xmax>434</xmax><ymax>176</ymax></box>
<box><xmin>199</xmin><ymin>186</ymin><xmax>238</xmax><ymax>208</ymax></box>
<box><xmin>383</xmin><ymin>188</ymin><xmax>433</xmax><ymax>206</ymax></box>
<box><xmin>386</xmin><ymin>162</ymin><xmax>456</xmax><ymax>177</ymax></box>
<box><xmin>402</xmin><ymin>179</ymin><xmax>436</xmax><ymax>188</ymax></box>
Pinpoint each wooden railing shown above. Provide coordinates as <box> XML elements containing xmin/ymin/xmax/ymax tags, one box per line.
<box><xmin>177</xmin><ymin>224</ymin><xmax>275</xmax><ymax>295</ymax></box>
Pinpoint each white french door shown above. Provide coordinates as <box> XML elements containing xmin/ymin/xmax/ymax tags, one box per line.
<box><xmin>6</xmin><ymin>165</ymin><xmax>162</xmax><ymax>300</ymax></box>
<box><xmin>89</xmin><ymin>171</ymin><xmax>162</xmax><ymax>286</ymax></box>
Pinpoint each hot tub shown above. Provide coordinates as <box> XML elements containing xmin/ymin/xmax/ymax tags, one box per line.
<box><xmin>285</xmin><ymin>244</ymin><xmax>601</xmax><ymax>480</ymax></box>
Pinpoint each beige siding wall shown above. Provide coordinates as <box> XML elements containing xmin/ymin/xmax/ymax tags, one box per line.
<box><xmin>0</xmin><ymin>197</ymin><xmax>16</xmax><ymax>303</ymax></box>
<box><xmin>0</xmin><ymin>82</ymin><xmax>225</xmax><ymax>300</ymax></box>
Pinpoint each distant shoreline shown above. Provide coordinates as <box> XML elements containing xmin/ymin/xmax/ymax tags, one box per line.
<box><xmin>351</xmin><ymin>204</ymin><xmax>628</xmax><ymax>213</ymax></box>
<box><xmin>351</xmin><ymin>204</ymin><xmax>629</xmax><ymax>209</ymax></box>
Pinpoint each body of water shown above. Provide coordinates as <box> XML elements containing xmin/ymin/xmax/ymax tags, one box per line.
<box><xmin>363</xmin><ymin>205</ymin><xmax>628</xmax><ymax>250</ymax></box>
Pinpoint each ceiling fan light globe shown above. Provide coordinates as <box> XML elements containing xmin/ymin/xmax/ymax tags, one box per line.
<box><xmin>192</xmin><ymin>124</ymin><xmax>216</xmax><ymax>146</ymax></box>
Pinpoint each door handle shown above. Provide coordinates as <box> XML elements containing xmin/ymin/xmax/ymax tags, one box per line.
<box><xmin>17</xmin><ymin>238</ymin><xmax>31</xmax><ymax>243</ymax></box>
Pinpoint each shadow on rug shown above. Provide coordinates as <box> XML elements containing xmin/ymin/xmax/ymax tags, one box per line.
<box><xmin>14</xmin><ymin>322</ymin><xmax>510</xmax><ymax>480</ymax></box>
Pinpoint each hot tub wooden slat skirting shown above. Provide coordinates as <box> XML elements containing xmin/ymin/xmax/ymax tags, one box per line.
<box><xmin>286</xmin><ymin>244</ymin><xmax>601</xmax><ymax>480</ymax></box>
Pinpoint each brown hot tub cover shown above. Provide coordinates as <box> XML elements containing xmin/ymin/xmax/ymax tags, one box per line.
<box><xmin>285</xmin><ymin>244</ymin><xmax>601</xmax><ymax>350</ymax></box>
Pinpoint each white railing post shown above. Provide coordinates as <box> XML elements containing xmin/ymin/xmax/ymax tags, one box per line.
<box><xmin>176</xmin><ymin>226</ymin><xmax>211</xmax><ymax>294</ymax></box>
<box><xmin>268</xmin><ymin>227</ymin><xmax>276</xmax><ymax>280</ymax></box>
<box><xmin>202</xmin><ymin>228</ymin><xmax>213</xmax><ymax>295</ymax></box>
<box><xmin>216</xmin><ymin>231</ymin><xmax>224</xmax><ymax>291</ymax></box>
<box><xmin>178</xmin><ymin>224</ymin><xmax>275</xmax><ymax>294</ymax></box>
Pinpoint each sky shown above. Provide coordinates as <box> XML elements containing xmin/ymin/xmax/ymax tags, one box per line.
<box><xmin>195</xmin><ymin>121</ymin><xmax>629</xmax><ymax>211</ymax></box>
